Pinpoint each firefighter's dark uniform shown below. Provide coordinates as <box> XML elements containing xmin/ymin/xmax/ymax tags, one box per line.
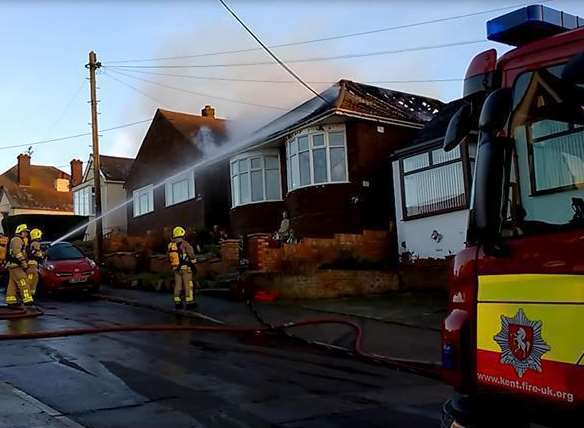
<box><xmin>6</xmin><ymin>235</ymin><xmax>33</xmax><ymax>306</ymax></box>
<box><xmin>27</xmin><ymin>240</ymin><xmax>44</xmax><ymax>297</ymax></box>
<box><xmin>168</xmin><ymin>238</ymin><xmax>197</xmax><ymax>309</ymax></box>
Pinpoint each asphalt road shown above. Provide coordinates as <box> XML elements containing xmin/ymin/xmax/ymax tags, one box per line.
<box><xmin>0</xmin><ymin>296</ymin><xmax>451</xmax><ymax>427</ymax></box>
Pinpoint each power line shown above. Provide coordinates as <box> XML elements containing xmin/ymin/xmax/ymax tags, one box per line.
<box><xmin>105</xmin><ymin>68</ymin><xmax>291</xmax><ymax>111</ymax></box>
<box><xmin>106</xmin><ymin>0</ymin><xmax>552</xmax><ymax>64</ymax></box>
<box><xmin>217</xmin><ymin>0</ymin><xmax>326</xmax><ymax>102</ymax></box>
<box><xmin>106</xmin><ymin>38</ymin><xmax>487</xmax><ymax>69</ymax></box>
<box><xmin>0</xmin><ymin>119</ymin><xmax>152</xmax><ymax>152</ymax></box>
<box><xmin>103</xmin><ymin>70</ymin><xmax>173</xmax><ymax>109</ymax></box>
<box><xmin>105</xmin><ymin>67</ymin><xmax>463</xmax><ymax>85</ymax></box>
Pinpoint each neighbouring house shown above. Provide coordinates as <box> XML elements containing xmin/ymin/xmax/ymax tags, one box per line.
<box><xmin>124</xmin><ymin>106</ymin><xmax>230</xmax><ymax>243</ymax></box>
<box><xmin>71</xmin><ymin>154</ymin><xmax>134</xmax><ymax>240</ymax></box>
<box><xmin>227</xmin><ymin>80</ymin><xmax>443</xmax><ymax>256</ymax></box>
<box><xmin>391</xmin><ymin>98</ymin><xmax>477</xmax><ymax>261</ymax></box>
<box><xmin>0</xmin><ymin>154</ymin><xmax>74</xmax><ymax>234</ymax></box>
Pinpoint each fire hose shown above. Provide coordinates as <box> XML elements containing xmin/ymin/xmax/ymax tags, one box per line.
<box><xmin>0</xmin><ymin>303</ymin><xmax>444</xmax><ymax>381</ymax></box>
<box><xmin>0</xmin><ymin>306</ymin><xmax>43</xmax><ymax>320</ymax></box>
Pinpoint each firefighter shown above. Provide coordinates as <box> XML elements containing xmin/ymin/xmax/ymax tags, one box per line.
<box><xmin>5</xmin><ymin>224</ymin><xmax>33</xmax><ymax>307</ymax></box>
<box><xmin>27</xmin><ymin>228</ymin><xmax>44</xmax><ymax>297</ymax></box>
<box><xmin>168</xmin><ymin>226</ymin><xmax>197</xmax><ymax>310</ymax></box>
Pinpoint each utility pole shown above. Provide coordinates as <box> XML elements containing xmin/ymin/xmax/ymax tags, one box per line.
<box><xmin>87</xmin><ymin>51</ymin><xmax>103</xmax><ymax>264</ymax></box>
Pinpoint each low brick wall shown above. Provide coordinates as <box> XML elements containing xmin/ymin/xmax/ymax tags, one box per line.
<box><xmin>220</xmin><ymin>239</ymin><xmax>241</xmax><ymax>267</ymax></box>
<box><xmin>247</xmin><ymin>230</ymin><xmax>392</xmax><ymax>273</ymax></box>
<box><xmin>398</xmin><ymin>260</ymin><xmax>451</xmax><ymax>290</ymax></box>
<box><xmin>243</xmin><ymin>269</ymin><xmax>399</xmax><ymax>300</ymax></box>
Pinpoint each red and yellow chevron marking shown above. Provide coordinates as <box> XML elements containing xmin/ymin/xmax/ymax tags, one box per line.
<box><xmin>476</xmin><ymin>274</ymin><xmax>584</xmax><ymax>405</ymax></box>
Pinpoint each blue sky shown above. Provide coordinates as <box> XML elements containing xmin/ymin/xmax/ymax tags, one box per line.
<box><xmin>0</xmin><ymin>0</ymin><xmax>583</xmax><ymax>173</ymax></box>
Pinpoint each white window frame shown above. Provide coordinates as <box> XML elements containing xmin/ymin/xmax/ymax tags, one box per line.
<box><xmin>230</xmin><ymin>150</ymin><xmax>282</xmax><ymax>208</ymax></box>
<box><xmin>285</xmin><ymin>124</ymin><xmax>349</xmax><ymax>193</ymax></box>
<box><xmin>73</xmin><ymin>185</ymin><xmax>95</xmax><ymax>216</ymax></box>
<box><xmin>164</xmin><ymin>169</ymin><xmax>195</xmax><ymax>207</ymax></box>
<box><xmin>133</xmin><ymin>184</ymin><xmax>154</xmax><ymax>217</ymax></box>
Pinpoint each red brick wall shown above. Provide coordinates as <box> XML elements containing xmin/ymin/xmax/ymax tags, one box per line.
<box><xmin>247</xmin><ymin>230</ymin><xmax>393</xmax><ymax>273</ymax></box>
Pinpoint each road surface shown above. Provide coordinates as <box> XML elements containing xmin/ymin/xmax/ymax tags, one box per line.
<box><xmin>0</xmin><ymin>295</ymin><xmax>450</xmax><ymax>427</ymax></box>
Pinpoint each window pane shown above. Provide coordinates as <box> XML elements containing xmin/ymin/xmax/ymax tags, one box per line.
<box><xmin>330</xmin><ymin>147</ymin><xmax>347</xmax><ymax>181</ymax></box>
<box><xmin>291</xmin><ymin>154</ymin><xmax>300</xmax><ymax>189</ymax></box>
<box><xmin>231</xmin><ymin>162</ymin><xmax>238</xmax><ymax>176</ymax></box>
<box><xmin>404</xmin><ymin>162</ymin><xmax>465</xmax><ymax>217</ymax></box>
<box><xmin>251</xmin><ymin>170</ymin><xmax>264</xmax><ymax>201</ymax></box>
<box><xmin>531</xmin><ymin>120</ymin><xmax>570</xmax><ymax>139</ymax></box>
<box><xmin>289</xmin><ymin>140</ymin><xmax>297</xmax><ymax>156</ymax></box>
<box><xmin>251</xmin><ymin>157</ymin><xmax>262</xmax><ymax>170</ymax></box>
<box><xmin>532</xmin><ymin>128</ymin><xmax>584</xmax><ymax>191</ymax></box>
<box><xmin>432</xmin><ymin>146</ymin><xmax>460</xmax><ymax>164</ymax></box>
<box><xmin>313</xmin><ymin>148</ymin><xmax>327</xmax><ymax>183</ymax></box>
<box><xmin>299</xmin><ymin>151</ymin><xmax>311</xmax><ymax>186</ymax></box>
<box><xmin>265</xmin><ymin>155</ymin><xmax>279</xmax><ymax>169</ymax></box>
<box><xmin>172</xmin><ymin>179</ymin><xmax>189</xmax><ymax>204</ymax></box>
<box><xmin>232</xmin><ymin>175</ymin><xmax>240</xmax><ymax>206</ymax></box>
<box><xmin>312</xmin><ymin>134</ymin><xmax>325</xmax><ymax>147</ymax></box>
<box><xmin>239</xmin><ymin>159</ymin><xmax>249</xmax><ymax>173</ymax></box>
<box><xmin>298</xmin><ymin>135</ymin><xmax>309</xmax><ymax>152</ymax></box>
<box><xmin>403</xmin><ymin>153</ymin><xmax>429</xmax><ymax>173</ymax></box>
<box><xmin>240</xmin><ymin>172</ymin><xmax>250</xmax><ymax>203</ymax></box>
<box><xmin>329</xmin><ymin>131</ymin><xmax>344</xmax><ymax>147</ymax></box>
<box><xmin>265</xmin><ymin>169</ymin><xmax>280</xmax><ymax>199</ymax></box>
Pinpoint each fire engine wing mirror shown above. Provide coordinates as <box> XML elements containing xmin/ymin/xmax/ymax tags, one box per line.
<box><xmin>478</xmin><ymin>88</ymin><xmax>512</xmax><ymax>131</ymax></box>
<box><xmin>473</xmin><ymin>133</ymin><xmax>511</xmax><ymax>257</ymax></box>
<box><xmin>562</xmin><ymin>51</ymin><xmax>584</xmax><ymax>85</ymax></box>
<box><xmin>443</xmin><ymin>103</ymin><xmax>472</xmax><ymax>152</ymax></box>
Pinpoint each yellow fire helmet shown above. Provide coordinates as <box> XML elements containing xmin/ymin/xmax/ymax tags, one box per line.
<box><xmin>15</xmin><ymin>224</ymin><xmax>29</xmax><ymax>234</ymax></box>
<box><xmin>172</xmin><ymin>226</ymin><xmax>186</xmax><ymax>238</ymax></box>
<box><xmin>30</xmin><ymin>228</ymin><xmax>42</xmax><ymax>241</ymax></box>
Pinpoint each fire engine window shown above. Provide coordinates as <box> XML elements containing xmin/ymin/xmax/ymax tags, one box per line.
<box><xmin>510</xmin><ymin>65</ymin><xmax>584</xmax><ymax>228</ymax></box>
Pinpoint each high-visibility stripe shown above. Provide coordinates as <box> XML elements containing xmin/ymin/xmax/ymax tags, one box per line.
<box><xmin>477</xmin><ymin>303</ymin><xmax>584</xmax><ymax>364</ymax></box>
<box><xmin>478</xmin><ymin>274</ymin><xmax>584</xmax><ymax>303</ymax></box>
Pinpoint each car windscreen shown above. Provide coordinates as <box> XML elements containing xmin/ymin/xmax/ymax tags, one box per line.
<box><xmin>47</xmin><ymin>244</ymin><xmax>85</xmax><ymax>261</ymax></box>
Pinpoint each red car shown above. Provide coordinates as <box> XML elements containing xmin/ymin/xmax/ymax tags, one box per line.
<box><xmin>39</xmin><ymin>242</ymin><xmax>101</xmax><ymax>294</ymax></box>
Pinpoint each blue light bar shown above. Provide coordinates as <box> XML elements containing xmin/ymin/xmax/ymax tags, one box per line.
<box><xmin>487</xmin><ymin>5</ymin><xmax>584</xmax><ymax>47</ymax></box>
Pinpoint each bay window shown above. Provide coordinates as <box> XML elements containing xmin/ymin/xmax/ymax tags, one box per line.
<box><xmin>286</xmin><ymin>126</ymin><xmax>348</xmax><ymax>191</ymax></box>
<box><xmin>165</xmin><ymin>170</ymin><xmax>195</xmax><ymax>207</ymax></box>
<box><xmin>400</xmin><ymin>144</ymin><xmax>474</xmax><ymax>219</ymax></box>
<box><xmin>133</xmin><ymin>184</ymin><xmax>154</xmax><ymax>217</ymax></box>
<box><xmin>231</xmin><ymin>151</ymin><xmax>282</xmax><ymax>207</ymax></box>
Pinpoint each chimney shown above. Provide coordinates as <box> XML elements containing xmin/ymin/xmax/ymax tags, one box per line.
<box><xmin>70</xmin><ymin>159</ymin><xmax>83</xmax><ymax>188</ymax></box>
<box><xmin>17</xmin><ymin>154</ymin><xmax>31</xmax><ymax>186</ymax></box>
<box><xmin>201</xmin><ymin>105</ymin><xmax>215</xmax><ymax>119</ymax></box>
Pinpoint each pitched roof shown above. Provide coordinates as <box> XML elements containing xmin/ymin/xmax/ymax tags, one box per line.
<box><xmin>158</xmin><ymin>109</ymin><xmax>227</xmax><ymax>139</ymax></box>
<box><xmin>125</xmin><ymin>108</ymin><xmax>229</xmax><ymax>189</ymax></box>
<box><xmin>0</xmin><ymin>165</ymin><xmax>73</xmax><ymax>212</ymax></box>
<box><xmin>229</xmin><ymin>79</ymin><xmax>443</xmax><ymax>154</ymax></box>
<box><xmin>99</xmin><ymin>155</ymin><xmax>134</xmax><ymax>182</ymax></box>
<box><xmin>410</xmin><ymin>98</ymin><xmax>468</xmax><ymax>146</ymax></box>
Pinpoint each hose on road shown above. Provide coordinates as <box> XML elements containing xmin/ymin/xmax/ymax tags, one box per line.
<box><xmin>0</xmin><ymin>306</ymin><xmax>43</xmax><ymax>320</ymax></box>
<box><xmin>0</xmin><ymin>315</ymin><xmax>443</xmax><ymax>381</ymax></box>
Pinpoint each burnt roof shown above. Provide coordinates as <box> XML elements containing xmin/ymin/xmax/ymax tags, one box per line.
<box><xmin>0</xmin><ymin>165</ymin><xmax>73</xmax><ymax>212</ymax></box>
<box><xmin>231</xmin><ymin>79</ymin><xmax>443</xmax><ymax>153</ymax></box>
<box><xmin>410</xmin><ymin>98</ymin><xmax>468</xmax><ymax>146</ymax></box>
<box><xmin>99</xmin><ymin>155</ymin><xmax>134</xmax><ymax>182</ymax></box>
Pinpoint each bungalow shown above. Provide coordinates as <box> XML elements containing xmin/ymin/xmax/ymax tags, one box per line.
<box><xmin>71</xmin><ymin>154</ymin><xmax>134</xmax><ymax>239</ymax></box>
<box><xmin>227</xmin><ymin>79</ymin><xmax>443</xmax><ymax>245</ymax></box>
<box><xmin>391</xmin><ymin>99</ymin><xmax>477</xmax><ymax>260</ymax></box>
<box><xmin>0</xmin><ymin>154</ymin><xmax>74</xmax><ymax>224</ymax></box>
<box><xmin>124</xmin><ymin>106</ymin><xmax>230</xmax><ymax>241</ymax></box>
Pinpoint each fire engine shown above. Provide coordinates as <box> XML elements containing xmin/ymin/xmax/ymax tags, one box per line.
<box><xmin>440</xmin><ymin>5</ymin><xmax>584</xmax><ymax>427</ymax></box>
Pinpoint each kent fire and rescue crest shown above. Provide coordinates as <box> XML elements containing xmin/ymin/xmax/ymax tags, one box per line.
<box><xmin>493</xmin><ymin>308</ymin><xmax>551</xmax><ymax>378</ymax></box>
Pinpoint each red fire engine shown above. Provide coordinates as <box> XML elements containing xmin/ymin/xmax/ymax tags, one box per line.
<box><xmin>440</xmin><ymin>5</ymin><xmax>584</xmax><ymax>427</ymax></box>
